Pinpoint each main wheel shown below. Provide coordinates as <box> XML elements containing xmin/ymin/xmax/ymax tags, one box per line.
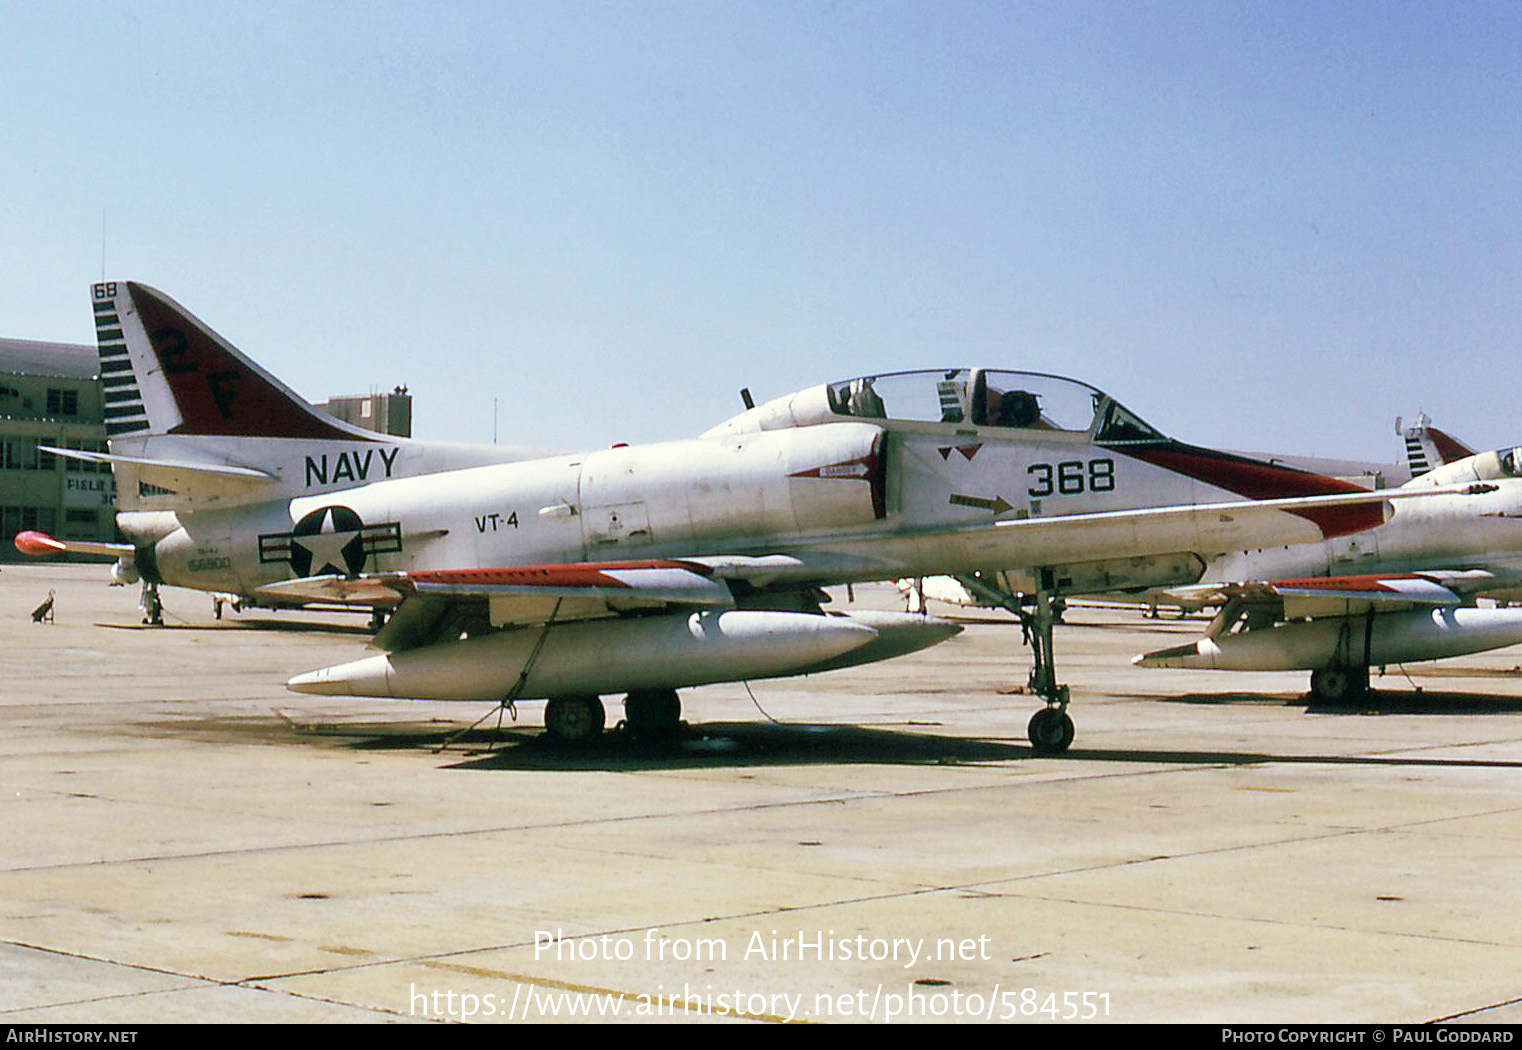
<box><xmin>623</xmin><ymin>689</ymin><xmax>682</xmax><ymax>738</ymax></box>
<box><xmin>543</xmin><ymin>695</ymin><xmax>606</xmax><ymax>744</ymax></box>
<box><xmin>1309</xmin><ymin>666</ymin><xmax>1367</xmax><ymax>704</ymax></box>
<box><xmin>1027</xmin><ymin>707</ymin><xmax>1075</xmax><ymax>754</ymax></box>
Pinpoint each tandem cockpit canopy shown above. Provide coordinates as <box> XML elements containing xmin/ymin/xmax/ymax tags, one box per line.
<box><xmin>707</xmin><ymin>368</ymin><xmax>1170</xmax><ymax>444</ymax></box>
<box><xmin>1500</xmin><ymin>447</ymin><xmax>1522</xmax><ymax>477</ymax></box>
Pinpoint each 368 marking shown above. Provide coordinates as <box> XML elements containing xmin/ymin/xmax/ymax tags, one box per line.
<box><xmin>1027</xmin><ymin>458</ymin><xmax>1115</xmax><ymax>497</ymax></box>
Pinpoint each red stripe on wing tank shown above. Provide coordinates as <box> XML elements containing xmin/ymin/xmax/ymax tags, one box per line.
<box><xmin>1119</xmin><ymin>443</ymin><xmax>1384</xmax><ymax>538</ymax></box>
<box><xmin>1270</xmin><ymin>574</ymin><xmax>1433</xmax><ymax>593</ymax></box>
<box><xmin>408</xmin><ymin>559</ymin><xmax>715</xmax><ymax>588</ymax></box>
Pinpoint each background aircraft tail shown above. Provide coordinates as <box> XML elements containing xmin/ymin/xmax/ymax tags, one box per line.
<box><xmin>1401</xmin><ymin>412</ymin><xmax>1475</xmax><ymax>478</ymax></box>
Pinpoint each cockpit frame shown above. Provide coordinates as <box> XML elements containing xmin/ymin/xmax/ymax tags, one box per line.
<box><xmin>820</xmin><ymin>368</ymin><xmax>1168</xmax><ymax>445</ymax></box>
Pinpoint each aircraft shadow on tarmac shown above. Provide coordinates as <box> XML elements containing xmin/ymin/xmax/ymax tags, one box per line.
<box><xmin>151</xmin><ymin>708</ymin><xmax>1522</xmax><ymax>772</ymax></box>
<box><xmin>231</xmin><ymin>710</ymin><xmax>1522</xmax><ymax>772</ymax></box>
<box><xmin>97</xmin><ymin>618</ymin><xmax>375</xmax><ymax>636</ymax></box>
<box><xmin>177</xmin><ymin>713</ymin><xmax>1049</xmax><ymax>769</ymax></box>
<box><xmin>355</xmin><ymin>720</ymin><xmax>1031</xmax><ymax>771</ymax></box>
<box><xmin>1135</xmin><ymin>687</ymin><xmax>1522</xmax><ymax>716</ymax></box>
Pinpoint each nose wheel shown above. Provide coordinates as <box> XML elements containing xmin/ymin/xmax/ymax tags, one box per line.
<box><xmin>957</xmin><ymin>575</ymin><xmax>1076</xmax><ymax>753</ymax></box>
<box><xmin>1027</xmin><ymin>705</ymin><xmax>1075</xmax><ymax>754</ymax></box>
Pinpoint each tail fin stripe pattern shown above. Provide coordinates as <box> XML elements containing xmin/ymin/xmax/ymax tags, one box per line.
<box><xmin>1405</xmin><ymin>435</ymin><xmax>1430</xmax><ymax>476</ymax></box>
<box><xmin>93</xmin><ymin>289</ymin><xmax>150</xmax><ymax>437</ymax></box>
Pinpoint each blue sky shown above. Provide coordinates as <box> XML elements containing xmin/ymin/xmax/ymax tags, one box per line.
<box><xmin>3</xmin><ymin>1</ymin><xmax>1518</xmax><ymax>460</ymax></box>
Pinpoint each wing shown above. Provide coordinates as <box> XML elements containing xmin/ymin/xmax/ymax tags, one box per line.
<box><xmin>256</xmin><ymin>556</ymin><xmax>808</xmax><ymax>652</ymax></box>
<box><xmin>257</xmin><ymin>480</ymin><xmax>1499</xmax><ymax>652</ymax></box>
<box><xmin>770</xmin><ymin>479</ymin><xmax>1497</xmax><ymax>582</ymax></box>
<box><xmin>1163</xmin><ymin>568</ymin><xmax>1515</xmax><ymax>619</ymax></box>
<box><xmin>1135</xmin><ymin>567</ymin><xmax>1522</xmax><ymax>672</ymax></box>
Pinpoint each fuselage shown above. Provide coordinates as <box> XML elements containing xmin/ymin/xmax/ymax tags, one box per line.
<box><xmin>135</xmin><ymin>369</ymin><xmax>1389</xmax><ymax>600</ymax></box>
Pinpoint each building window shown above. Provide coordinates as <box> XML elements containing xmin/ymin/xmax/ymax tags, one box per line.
<box><xmin>1</xmin><ymin>506</ymin><xmax>53</xmax><ymax>535</ymax></box>
<box><xmin>3</xmin><ymin>438</ymin><xmax>38</xmax><ymax>470</ymax></box>
<box><xmin>46</xmin><ymin>388</ymin><xmax>78</xmax><ymax>417</ymax></box>
<box><xmin>62</xmin><ymin>440</ymin><xmax>107</xmax><ymax>473</ymax></box>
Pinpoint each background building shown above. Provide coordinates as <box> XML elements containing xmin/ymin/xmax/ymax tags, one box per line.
<box><xmin>0</xmin><ymin>338</ymin><xmax>411</xmax><ymax>561</ymax></box>
<box><xmin>0</xmin><ymin>339</ymin><xmax>114</xmax><ymax>558</ymax></box>
<box><xmin>317</xmin><ymin>388</ymin><xmax>412</xmax><ymax>438</ymax></box>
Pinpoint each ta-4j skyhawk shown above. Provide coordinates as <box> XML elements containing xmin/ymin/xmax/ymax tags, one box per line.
<box><xmin>1133</xmin><ymin>442</ymin><xmax>1522</xmax><ymax>702</ymax></box>
<box><xmin>17</xmin><ymin>282</ymin><xmax>1485</xmax><ymax>751</ymax></box>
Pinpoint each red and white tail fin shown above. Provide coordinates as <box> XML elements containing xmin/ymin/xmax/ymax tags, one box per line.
<box><xmin>94</xmin><ymin>281</ymin><xmax>376</xmax><ymax>441</ymax></box>
<box><xmin>1401</xmin><ymin>411</ymin><xmax>1475</xmax><ymax>477</ymax></box>
<box><xmin>77</xmin><ymin>281</ymin><xmax>546</xmax><ymax>512</ymax></box>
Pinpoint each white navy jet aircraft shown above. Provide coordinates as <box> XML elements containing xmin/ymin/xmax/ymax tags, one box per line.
<box><xmin>1134</xmin><ymin>446</ymin><xmax>1522</xmax><ymax>701</ymax></box>
<box><xmin>16</xmin><ymin>282</ymin><xmax>1487</xmax><ymax>752</ymax></box>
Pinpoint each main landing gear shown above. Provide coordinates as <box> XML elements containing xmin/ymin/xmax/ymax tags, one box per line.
<box><xmin>543</xmin><ymin>695</ymin><xmax>606</xmax><ymax>744</ymax></box>
<box><xmin>623</xmin><ymin>689</ymin><xmax>683</xmax><ymax>739</ymax></box>
<box><xmin>1308</xmin><ymin>611</ymin><xmax>1375</xmax><ymax>706</ymax></box>
<box><xmin>541</xmin><ymin>690</ymin><xmax>685</xmax><ymax>745</ymax></box>
<box><xmin>955</xmin><ymin>576</ymin><xmax>1075</xmax><ymax>754</ymax></box>
<box><xmin>1308</xmin><ymin>664</ymin><xmax>1371</xmax><ymax>705</ymax></box>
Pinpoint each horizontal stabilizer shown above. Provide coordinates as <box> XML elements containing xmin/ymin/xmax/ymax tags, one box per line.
<box><xmin>44</xmin><ymin>445</ymin><xmax>277</xmax><ymax>508</ymax></box>
<box><xmin>43</xmin><ymin>446</ymin><xmax>276</xmax><ymax>483</ymax></box>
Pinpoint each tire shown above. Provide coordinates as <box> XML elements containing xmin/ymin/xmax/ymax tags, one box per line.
<box><xmin>1027</xmin><ymin>707</ymin><xmax>1075</xmax><ymax>754</ymax></box>
<box><xmin>1309</xmin><ymin>666</ymin><xmax>1367</xmax><ymax>705</ymax></box>
<box><xmin>624</xmin><ymin>689</ymin><xmax>682</xmax><ymax>738</ymax></box>
<box><xmin>543</xmin><ymin>695</ymin><xmax>606</xmax><ymax>744</ymax></box>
